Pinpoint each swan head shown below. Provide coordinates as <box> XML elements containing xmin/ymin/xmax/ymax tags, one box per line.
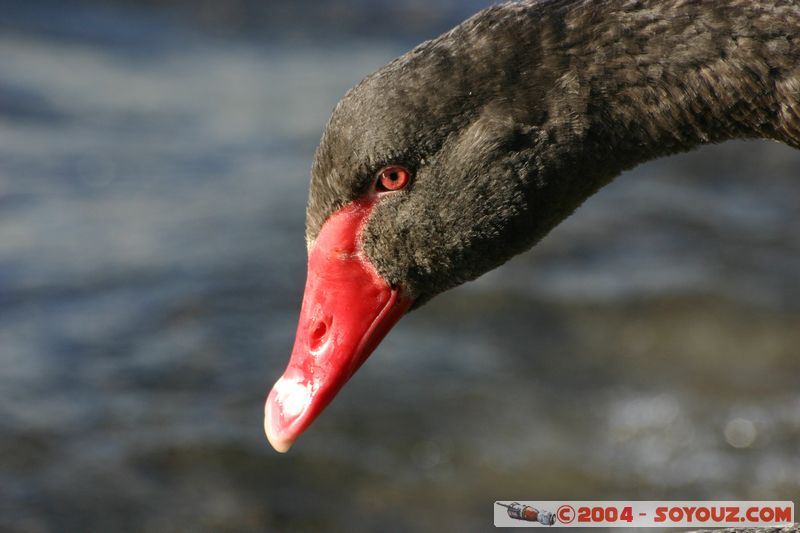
<box><xmin>265</xmin><ymin>5</ymin><xmax>598</xmax><ymax>452</ymax></box>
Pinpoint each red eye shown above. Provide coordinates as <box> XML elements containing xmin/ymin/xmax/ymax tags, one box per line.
<box><xmin>376</xmin><ymin>165</ymin><xmax>411</xmax><ymax>192</ymax></box>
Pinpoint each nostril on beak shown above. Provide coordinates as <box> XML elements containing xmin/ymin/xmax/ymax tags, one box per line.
<box><xmin>309</xmin><ymin>319</ymin><xmax>329</xmax><ymax>351</ymax></box>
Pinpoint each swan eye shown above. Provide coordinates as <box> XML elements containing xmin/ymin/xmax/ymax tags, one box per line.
<box><xmin>376</xmin><ymin>165</ymin><xmax>411</xmax><ymax>192</ymax></box>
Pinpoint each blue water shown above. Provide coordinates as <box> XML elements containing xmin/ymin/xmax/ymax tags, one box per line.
<box><xmin>1</xmin><ymin>2</ymin><xmax>799</xmax><ymax>531</ymax></box>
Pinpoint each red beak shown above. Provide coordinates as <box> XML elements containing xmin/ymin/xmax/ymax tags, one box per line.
<box><xmin>265</xmin><ymin>199</ymin><xmax>412</xmax><ymax>452</ymax></box>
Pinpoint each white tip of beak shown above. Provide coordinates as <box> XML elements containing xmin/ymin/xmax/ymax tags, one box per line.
<box><xmin>264</xmin><ymin>393</ymin><xmax>296</xmax><ymax>453</ymax></box>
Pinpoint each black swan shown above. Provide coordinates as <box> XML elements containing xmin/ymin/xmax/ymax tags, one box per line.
<box><xmin>266</xmin><ymin>0</ymin><xmax>800</xmax><ymax>452</ymax></box>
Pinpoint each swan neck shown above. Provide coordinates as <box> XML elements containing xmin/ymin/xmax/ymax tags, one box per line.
<box><xmin>557</xmin><ymin>0</ymin><xmax>800</xmax><ymax>167</ymax></box>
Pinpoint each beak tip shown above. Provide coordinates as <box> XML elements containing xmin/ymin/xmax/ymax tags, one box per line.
<box><xmin>266</xmin><ymin>430</ymin><xmax>294</xmax><ymax>453</ymax></box>
<box><xmin>264</xmin><ymin>376</ymin><xmax>313</xmax><ymax>453</ymax></box>
<box><xmin>264</xmin><ymin>400</ymin><xmax>295</xmax><ymax>453</ymax></box>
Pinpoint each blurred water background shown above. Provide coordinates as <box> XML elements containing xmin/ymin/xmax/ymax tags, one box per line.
<box><xmin>0</xmin><ymin>1</ymin><xmax>798</xmax><ymax>531</ymax></box>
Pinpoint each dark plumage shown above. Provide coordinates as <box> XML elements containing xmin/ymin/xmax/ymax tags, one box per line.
<box><xmin>308</xmin><ymin>0</ymin><xmax>800</xmax><ymax>306</ymax></box>
<box><xmin>266</xmin><ymin>0</ymin><xmax>800</xmax><ymax>452</ymax></box>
